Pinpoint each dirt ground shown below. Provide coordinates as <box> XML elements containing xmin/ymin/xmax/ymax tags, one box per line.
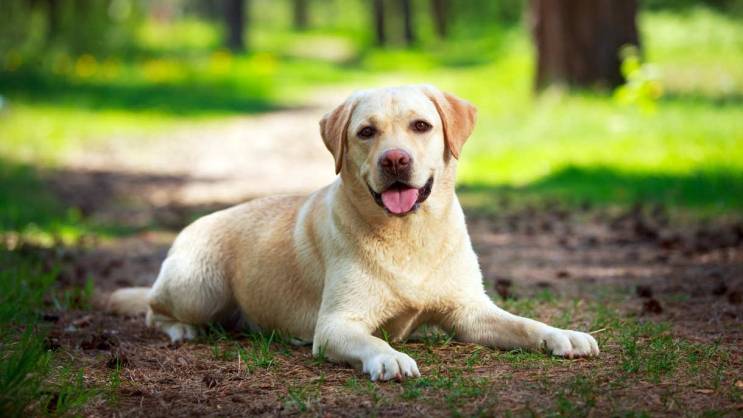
<box><xmin>36</xmin><ymin>100</ymin><xmax>743</xmax><ymax>416</ymax></box>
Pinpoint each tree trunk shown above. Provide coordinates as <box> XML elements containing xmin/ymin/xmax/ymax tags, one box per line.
<box><xmin>293</xmin><ymin>0</ymin><xmax>308</xmax><ymax>30</ymax></box>
<box><xmin>401</xmin><ymin>0</ymin><xmax>415</xmax><ymax>45</ymax></box>
<box><xmin>224</xmin><ymin>0</ymin><xmax>246</xmax><ymax>52</ymax></box>
<box><xmin>45</xmin><ymin>0</ymin><xmax>60</xmax><ymax>42</ymax></box>
<box><xmin>530</xmin><ymin>0</ymin><xmax>639</xmax><ymax>90</ymax></box>
<box><xmin>372</xmin><ymin>0</ymin><xmax>385</xmax><ymax>46</ymax></box>
<box><xmin>431</xmin><ymin>0</ymin><xmax>447</xmax><ymax>39</ymax></box>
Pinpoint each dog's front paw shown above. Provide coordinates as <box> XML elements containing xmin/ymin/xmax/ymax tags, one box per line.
<box><xmin>362</xmin><ymin>350</ymin><xmax>421</xmax><ymax>381</ymax></box>
<box><xmin>541</xmin><ymin>328</ymin><xmax>599</xmax><ymax>358</ymax></box>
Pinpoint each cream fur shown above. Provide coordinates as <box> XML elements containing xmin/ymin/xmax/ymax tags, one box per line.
<box><xmin>108</xmin><ymin>85</ymin><xmax>599</xmax><ymax>381</ymax></box>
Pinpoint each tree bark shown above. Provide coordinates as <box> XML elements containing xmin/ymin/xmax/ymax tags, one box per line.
<box><xmin>224</xmin><ymin>0</ymin><xmax>246</xmax><ymax>52</ymax></box>
<box><xmin>401</xmin><ymin>0</ymin><xmax>415</xmax><ymax>45</ymax></box>
<box><xmin>372</xmin><ymin>0</ymin><xmax>385</xmax><ymax>46</ymax></box>
<box><xmin>45</xmin><ymin>0</ymin><xmax>60</xmax><ymax>41</ymax></box>
<box><xmin>293</xmin><ymin>0</ymin><xmax>308</xmax><ymax>31</ymax></box>
<box><xmin>431</xmin><ymin>0</ymin><xmax>447</xmax><ymax>39</ymax></box>
<box><xmin>530</xmin><ymin>0</ymin><xmax>639</xmax><ymax>90</ymax></box>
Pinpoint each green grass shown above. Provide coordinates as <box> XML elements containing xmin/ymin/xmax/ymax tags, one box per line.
<box><xmin>0</xmin><ymin>159</ymin><xmax>76</xmax><ymax>234</ymax></box>
<box><xmin>238</xmin><ymin>331</ymin><xmax>278</xmax><ymax>371</ymax></box>
<box><xmin>399</xmin><ymin>298</ymin><xmax>736</xmax><ymax>416</ymax></box>
<box><xmin>204</xmin><ymin>327</ymin><xmax>280</xmax><ymax>373</ymax></box>
<box><xmin>0</xmin><ymin>157</ymin><xmax>136</xmax><ymax>241</ymax></box>
<box><xmin>0</xmin><ymin>251</ymin><xmax>100</xmax><ymax>417</ymax></box>
<box><xmin>401</xmin><ymin>368</ymin><xmax>491</xmax><ymax>413</ymax></box>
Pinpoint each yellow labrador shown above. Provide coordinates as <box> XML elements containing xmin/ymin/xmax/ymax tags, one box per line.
<box><xmin>109</xmin><ymin>85</ymin><xmax>598</xmax><ymax>381</ymax></box>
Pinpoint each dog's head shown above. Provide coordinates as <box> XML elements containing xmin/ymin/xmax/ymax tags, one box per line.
<box><xmin>320</xmin><ymin>85</ymin><xmax>476</xmax><ymax>217</ymax></box>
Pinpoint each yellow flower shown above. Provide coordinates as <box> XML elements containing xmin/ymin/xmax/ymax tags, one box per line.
<box><xmin>75</xmin><ymin>54</ymin><xmax>98</xmax><ymax>78</ymax></box>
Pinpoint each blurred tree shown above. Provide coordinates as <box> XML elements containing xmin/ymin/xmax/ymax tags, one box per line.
<box><xmin>44</xmin><ymin>0</ymin><xmax>60</xmax><ymax>42</ymax></box>
<box><xmin>187</xmin><ymin>0</ymin><xmax>222</xmax><ymax>20</ymax></box>
<box><xmin>372</xmin><ymin>0</ymin><xmax>385</xmax><ymax>45</ymax></box>
<box><xmin>224</xmin><ymin>0</ymin><xmax>247</xmax><ymax>52</ymax></box>
<box><xmin>401</xmin><ymin>0</ymin><xmax>415</xmax><ymax>45</ymax></box>
<box><xmin>430</xmin><ymin>0</ymin><xmax>447</xmax><ymax>39</ymax></box>
<box><xmin>293</xmin><ymin>0</ymin><xmax>309</xmax><ymax>30</ymax></box>
<box><xmin>370</xmin><ymin>0</ymin><xmax>416</xmax><ymax>47</ymax></box>
<box><xmin>530</xmin><ymin>0</ymin><xmax>639</xmax><ymax>89</ymax></box>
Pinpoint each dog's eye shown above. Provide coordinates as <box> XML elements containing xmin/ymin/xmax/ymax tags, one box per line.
<box><xmin>357</xmin><ymin>126</ymin><xmax>376</xmax><ymax>139</ymax></box>
<box><xmin>412</xmin><ymin>120</ymin><xmax>432</xmax><ymax>133</ymax></box>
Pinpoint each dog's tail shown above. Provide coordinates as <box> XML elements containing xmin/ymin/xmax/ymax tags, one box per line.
<box><xmin>106</xmin><ymin>287</ymin><xmax>151</xmax><ymax>316</ymax></box>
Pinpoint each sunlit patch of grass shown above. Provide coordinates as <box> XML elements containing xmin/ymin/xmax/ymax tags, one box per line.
<box><xmin>642</xmin><ymin>8</ymin><xmax>743</xmax><ymax>96</ymax></box>
<box><xmin>0</xmin><ymin>102</ymin><xmax>179</xmax><ymax>163</ymax></box>
<box><xmin>457</xmin><ymin>91</ymin><xmax>743</xmax><ymax>185</ymax></box>
<box><xmin>136</xmin><ymin>18</ymin><xmax>221</xmax><ymax>54</ymax></box>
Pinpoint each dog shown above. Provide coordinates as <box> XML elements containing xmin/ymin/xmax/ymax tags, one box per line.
<box><xmin>108</xmin><ymin>85</ymin><xmax>599</xmax><ymax>381</ymax></box>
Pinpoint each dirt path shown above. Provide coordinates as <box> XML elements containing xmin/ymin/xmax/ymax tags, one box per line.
<box><xmin>54</xmin><ymin>88</ymin><xmax>350</xmax><ymax>225</ymax></box>
<box><xmin>40</xmin><ymin>89</ymin><xmax>743</xmax><ymax>416</ymax></box>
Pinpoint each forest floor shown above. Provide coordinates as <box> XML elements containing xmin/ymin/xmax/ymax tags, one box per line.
<box><xmin>21</xmin><ymin>94</ymin><xmax>743</xmax><ymax>417</ymax></box>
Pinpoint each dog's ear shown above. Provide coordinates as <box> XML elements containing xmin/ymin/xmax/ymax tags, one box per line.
<box><xmin>320</xmin><ymin>98</ymin><xmax>357</xmax><ymax>174</ymax></box>
<box><xmin>423</xmin><ymin>86</ymin><xmax>477</xmax><ymax>159</ymax></box>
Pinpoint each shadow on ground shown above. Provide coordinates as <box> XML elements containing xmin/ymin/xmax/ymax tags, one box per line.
<box><xmin>459</xmin><ymin>165</ymin><xmax>743</xmax><ymax>214</ymax></box>
<box><xmin>0</xmin><ymin>157</ymin><xmax>257</xmax><ymax>236</ymax></box>
<box><xmin>0</xmin><ymin>70</ymin><xmax>284</xmax><ymax>115</ymax></box>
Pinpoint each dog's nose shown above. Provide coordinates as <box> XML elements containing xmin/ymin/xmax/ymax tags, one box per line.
<box><xmin>379</xmin><ymin>149</ymin><xmax>412</xmax><ymax>177</ymax></box>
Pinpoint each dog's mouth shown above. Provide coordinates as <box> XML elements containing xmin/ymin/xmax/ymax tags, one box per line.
<box><xmin>368</xmin><ymin>176</ymin><xmax>434</xmax><ymax>216</ymax></box>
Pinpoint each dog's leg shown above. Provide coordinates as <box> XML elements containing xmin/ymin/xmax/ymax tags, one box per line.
<box><xmin>314</xmin><ymin>315</ymin><xmax>421</xmax><ymax>381</ymax></box>
<box><xmin>146</xmin><ymin>255</ymin><xmax>235</xmax><ymax>343</ymax></box>
<box><xmin>442</xmin><ymin>294</ymin><xmax>599</xmax><ymax>358</ymax></box>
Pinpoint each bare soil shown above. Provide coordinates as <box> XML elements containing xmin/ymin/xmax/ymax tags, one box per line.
<box><xmin>36</xmin><ymin>102</ymin><xmax>743</xmax><ymax>417</ymax></box>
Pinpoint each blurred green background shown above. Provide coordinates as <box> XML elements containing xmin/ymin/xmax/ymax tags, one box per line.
<box><xmin>0</xmin><ymin>0</ymin><xmax>742</xmax><ymax>240</ymax></box>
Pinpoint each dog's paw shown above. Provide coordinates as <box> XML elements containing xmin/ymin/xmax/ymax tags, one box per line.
<box><xmin>163</xmin><ymin>322</ymin><xmax>198</xmax><ymax>343</ymax></box>
<box><xmin>541</xmin><ymin>328</ymin><xmax>599</xmax><ymax>358</ymax></box>
<box><xmin>362</xmin><ymin>350</ymin><xmax>421</xmax><ymax>381</ymax></box>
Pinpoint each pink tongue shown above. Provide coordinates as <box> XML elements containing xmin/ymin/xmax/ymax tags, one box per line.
<box><xmin>381</xmin><ymin>187</ymin><xmax>419</xmax><ymax>214</ymax></box>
